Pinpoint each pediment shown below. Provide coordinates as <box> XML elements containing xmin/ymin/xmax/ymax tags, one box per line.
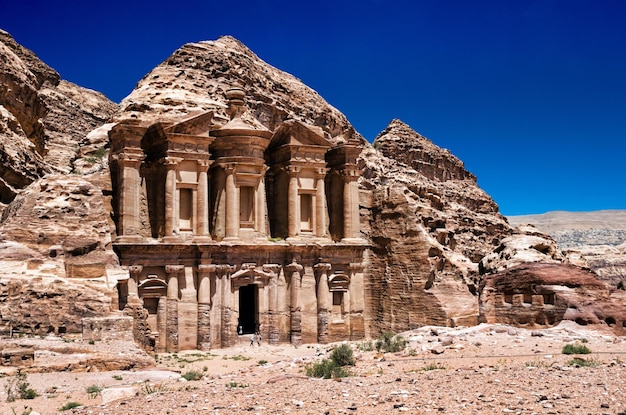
<box><xmin>269</xmin><ymin>120</ymin><xmax>332</xmax><ymax>150</ymax></box>
<box><xmin>163</xmin><ymin>111</ymin><xmax>214</xmax><ymax>136</ymax></box>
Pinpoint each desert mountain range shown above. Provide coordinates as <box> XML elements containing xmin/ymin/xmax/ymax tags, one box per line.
<box><xmin>0</xmin><ymin>30</ymin><xmax>624</xmax><ymax>346</ymax></box>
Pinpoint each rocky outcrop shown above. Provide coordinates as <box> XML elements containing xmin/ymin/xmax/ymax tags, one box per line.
<box><xmin>479</xmin><ymin>262</ymin><xmax>626</xmax><ymax>334</ymax></box>
<box><xmin>508</xmin><ymin>210</ymin><xmax>626</xmax><ymax>289</ymax></box>
<box><xmin>0</xmin><ymin>175</ymin><xmax>119</xmax><ymax>278</ymax></box>
<box><xmin>0</xmin><ymin>30</ymin><xmax>117</xmax><ymax>211</ymax></box>
<box><xmin>361</xmin><ymin>120</ymin><xmax>511</xmax><ymax>331</ymax></box>
<box><xmin>117</xmin><ymin>36</ymin><xmax>361</xmax><ymax>145</ymax></box>
<box><xmin>0</xmin><ymin>276</ymin><xmax>115</xmax><ymax>336</ymax></box>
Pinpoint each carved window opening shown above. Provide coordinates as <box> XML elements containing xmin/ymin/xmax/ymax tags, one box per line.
<box><xmin>240</xmin><ymin>186</ymin><xmax>255</xmax><ymax>228</ymax></box>
<box><xmin>543</xmin><ymin>293</ymin><xmax>555</xmax><ymax>305</ymax></box>
<box><xmin>300</xmin><ymin>193</ymin><xmax>313</xmax><ymax>232</ymax></box>
<box><xmin>523</xmin><ymin>293</ymin><xmax>532</xmax><ymax>304</ymax></box>
<box><xmin>179</xmin><ymin>188</ymin><xmax>193</xmax><ymax>231</ymax></box>
<box><xmin>332</xmin><ymin>291</ymin><xmax>344</xmax><ymax>314</ymax></box>
<box><xmin>503</xmin><ymin>292</ymin><xmax>513</xmax><ymax>304</ymax></box>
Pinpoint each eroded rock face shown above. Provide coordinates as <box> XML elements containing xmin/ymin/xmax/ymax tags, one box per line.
<box><xmin>479</xmin><ymin>262</ymin><xmax>626</xmax><ymax>334</ymax></box>
<box><xmin>0</xmin><ymin>276</ymin><xmax>115</xmax><ymax>336</ymax></box>
<box><xmin>0</xmin><ymin>30</ymin><xmax>117</xmax><ymax>209</ymax></box>
<box><xmin>117</xmin><ymin>36</ymin><xmax>361</xmax><ymax>145</ymax></box>
<box><xmin>0</xmin><ymin>175</ymin><xmax>119</xmax><ymax>279</ymax></box>
<box><xmin>360</xmin><ymin>120</ymin><xmax>511</xmax><ymax>331</ymax></box>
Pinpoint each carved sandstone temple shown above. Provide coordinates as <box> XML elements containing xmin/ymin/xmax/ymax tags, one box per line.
<box><xmin>109</xmin><ymin>88</ymin><xmax>367</xmax><ymax>351</ymax></box>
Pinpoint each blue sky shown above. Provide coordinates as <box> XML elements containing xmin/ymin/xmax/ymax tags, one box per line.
<box><xmin>2</xmin><ymin>0</ymin><xmax>625</xmax><ymax>215</ymax></box>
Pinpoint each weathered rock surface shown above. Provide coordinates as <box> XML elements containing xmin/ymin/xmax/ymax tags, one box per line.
<box><xmin>480</xmin><ymin>262</ymin><xmax>626</xmax><ymax>334</ymax></box>
<box><xmin>0</xmin><ymin>30</ymin><xmax>117</xmax><ymax>210</ymax></box>
<box><xmin>0</xmin><ymin>276</ymin><xmax>116</xmax><ymax>336</ymax></box>
<box><xmin>1</xmin><ymin>30</ymin><xmax>625</xmax><ymax>347</ymax></box>
<box><xmin>360</xmin><ymin>119</ymin><xmax>511</xmax><ymax>331</ymax></box>
<box><xmin>0</xmin><ymin>175</ymin><xmax>119</xmax><ymax>335</ymax></box>
<box><xmin>508</xmin><ymin>210</ymin><xmax>626</xmax><ymax>288</ymax></box>
<box><xmin>117</xmin><ymin>35</ymin><xmax>361</xmax><ymax>145</ymax></box>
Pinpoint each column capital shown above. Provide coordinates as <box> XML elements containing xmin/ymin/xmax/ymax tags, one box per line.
<box><xmin>127</xmin><ymin>265</ymin><xmax>143</xmax><ymax>276</ymax></box>
<box><xmin>340</xmin><ymin>165</ymin><xmax>360</xmax><ymax>179</ymax></box>
<box><xmin>314</xmin><ymin>263</ymin><xmax>332</xmax><ymax>273</ymax></box>
<box><xmin>285</xmin><ymin>165</ymin><xmax>301</xmax><ymax>176</ymax></box>
<box><xmin>285</xmin><ymin>259</ymin><xmax>304</xmax><ymax>274</ymax></box>
<box><xmin>113</xmin><ymin>151</ymin><xmax>144</xmax><ymax>167</ymax></box>
<box><xmin>198</xmin><ymin>264</ymin><xmax>217</xmax><ymax>275</ymax></box>
<box><xmin>215</xmin><ymin>264</ymin><xmax>234</xmax><ymax>277</ymax></box>
<box><xmin>165</xmin><ymin>264</ymin><xmax>185</xmax><ymax>274</ymax></box>
<box><xmin>197</xmin><ymin>159</ymin><xmax>213</xmax><ymax>171</ymax></box>
<box><xmin>314</xmin><ymin>167</ymin><xmax>329</xmax><ymax>177</ymax></box>
<box><xmin>163</xmin><ymin>156</ymin><xmax>184</xmax><ymax>168</ymax></box>
<box><xmin>262</xmin><ymin>264</ymin><xmax>281</xmax><ymax>275</ymax></box>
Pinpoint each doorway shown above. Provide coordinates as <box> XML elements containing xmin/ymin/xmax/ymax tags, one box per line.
<box><xmin>239</xmin><ymin>284</ymin><xmax>257</xmax><ymax>334</ymax></box>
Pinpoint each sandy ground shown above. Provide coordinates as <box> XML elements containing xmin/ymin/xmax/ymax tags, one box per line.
<box><xmin>1</xmin><ymin>322</ymin><xmax>626</xmax><ymax>415</ymax></box>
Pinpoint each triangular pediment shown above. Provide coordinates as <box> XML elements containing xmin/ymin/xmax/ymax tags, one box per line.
<box><xmin>269</xmin><ymin>120</ymin><xmax>332</xmax><ymax>150</ymax></box>
<box><xmin>163</xmin><ymin>111</ymin><xmax>214</xmax><ymax>136</ymax></box>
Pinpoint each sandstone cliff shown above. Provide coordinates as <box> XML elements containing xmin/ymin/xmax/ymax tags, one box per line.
<box><xmin>360</xmin><ymin>119</ymin><xmax>511</xmax><ymax>331</ymax></box>
<box><xmin>0</xmin><ymin>30</ymin><xmax>117</xmax><ymax>211</ymax></box>
<box><xmin>508</xmin><ymin>210</ymin><xmax>626</xmax><ymax>289</ymax></box>
<box><xmin>2</xmin><ymin>31</ymin><xmax>623</xmax><ymax>342</ymax></box>
<box><xmin>113</xmin><ymin>37</ymin><xmax>514</xmax><ymax>332</ymax></box>
<box><xmin>117</xmin><ymin>36</ymin><xmax>361</xmax><ymax>146</ymax></box>
<box><xmin>0</xmin><ymin>30</ymin><xmax>119</xmax><ymax>336</ymax></box>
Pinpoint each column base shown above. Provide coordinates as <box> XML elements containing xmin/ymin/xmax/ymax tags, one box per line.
<box><xmin>340</xmin><ymin>237</ymin><xmax>367</xmax><ymax>244</ymax></box>
<box><xmin>192</xmin><ymin>235</ymin><xmax>214</xmax><ymax>244</ymax></box>
<box><xmin>115</xmin><ymin>235</ymin><xmax>144</xmax><ymax>243</ymax></box>
<box><xmin>222</xmin><ymin>236</ymin><xmax>240</xmax><ymax>243</ymax></box>
<box><xmin>162</xmin><ymin>235</ymin><xmax>183</xmax><ymax>243</ymax></box>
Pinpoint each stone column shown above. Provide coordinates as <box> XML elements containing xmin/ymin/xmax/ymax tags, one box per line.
<box><xmin>342</xmin><ymin>166</ymin><xmax>361</xmax><ymax>241</ymax></box>
<box><xmin>217</xmin><ymin>265</ymin><xmax>234</xmax><ymax>346</ymax></box>
<box><xmin>164</xmin><ymin>157</ymin><xmax>182</xmax><ymax>241</ymax></box>
<box><xmin>285</xmin><ymin>260</ymin><xmax>303</xmax><ymax>346</ymax></box>
<box><xmin>256</xmin><ymin>166</ymin><xmax>269</xmax><ymax>236</ymax></box>
<box><xmin>314</xmin><ymin>263</ymin><xmax>332</xmax><ymax>343</ymax></box>
<box><xmin>165</xmin><ymin>264</ymin><xmax>183</xmax><ymax>352</ymax></box>
<box><xmin>348</xmin><ymin>262</ymin><xmax>365</xmax><ymax>340</ymax></box>
<box><xmin>287</xmin><ymin>166</ymin><xmax>300</xmax><ymax>239</ymax></box>
<box><xmin>224</xmin><ymin>164</ymin><xmax>239</xmax><ymax>240</ymax></box>
<box><xmin>177</xmin><ymin>266</ymin><xmax>198</xmax><ymax>350</ymax></box>
<box><xmin>197</xmin><ymin>264</ymin><xmax>215</xmax><ymax>350</ymax></box>
<box><xmin>264</xmin><ymin>264</ymin><xmax>281</xmax><ymax>345</ymax></box>
<box><xmin>314</xmin><ymin>167</ymin><xmax>328</xmax><ymax>238</ymax></box>
<box><xmin>156</xmin><ymin>296</ymin><xmax>167</xmax><ymax>352</ymax></box>
<box><xmin>116</xmin><ymin>151</ymin><xmax>144</xmax><ymax>241</ymax></box>
<box><xmin>195</xmin><ymin>160</ymin><xmax>212</xmax><ymax>240</ymax></box>
<box><xmin>127</xmin><ymin>265</ymin><xmax>143</xmax><ymax>305</ymax></box>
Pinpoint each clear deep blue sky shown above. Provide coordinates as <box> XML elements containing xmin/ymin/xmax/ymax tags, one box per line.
<box><xmin>2</xmin><ymin>0</ymin><xmax>625</xmax><ymax>215</ymax></box>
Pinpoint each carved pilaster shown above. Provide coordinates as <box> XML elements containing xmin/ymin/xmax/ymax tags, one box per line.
<box><xmin>285</xmin><ymin>259</ymin><xmax>304</xmax><ymax>346</ymax></box>
<box><xmin>195</xmin><ymin>160</ymin><xmax>212</xmax><ymax>240</ymax></box>
<box><xmin>127</xmin><ymin>265</ymin><xmax>143</xmax><ymax>305</ymax></box>
<box><xmin>163</xmin><ymin>157</ymin><xmax>183</xmax><ymax>240</ymax></box>
<box><xmin>314</xmin><ymin>167</ymin><xmax>329</xmax><ymax>238</ymax></box>
<box><xmin>263</xmin><ymin>264</ymin><xmax>281</xmax><ymax>345</ymax></box>
<box><xmin>197</xmin><ymin>263</ymin><xmax>216</xmax><ymax>350</ymax></box>
<box><xmin>341</xmin><ymin>165</ymin><xmax>362</xmax><ymax>242</ymax></box>
<box><xmin>115</xmin><ymin>151</ymin><xmax>144</xmax><ymax>241</ymax></box>
<box><xmin>286</xmin><ymin>166</ymin><xmax>301</xmax><ymax>238</ymax></box>
<box><xmin>224</xmin><ymin>164</ymin><xmax>239</xmax><ymax>240</ymax></box>
<box><xmin>314</xmin><ymin>263</ymin><xmax>332</xmax><ymax>343</ymax></box>
<box><xmin>164</xmin><ymin>264</ymin><xmax>183</xmax><ymax>352</ymax></box>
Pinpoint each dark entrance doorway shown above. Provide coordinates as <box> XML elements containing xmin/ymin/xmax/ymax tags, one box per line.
<box><xmin>239</xmin><ymin>284</ymin><xmax>257</xmax><ymax>334</ymax></box>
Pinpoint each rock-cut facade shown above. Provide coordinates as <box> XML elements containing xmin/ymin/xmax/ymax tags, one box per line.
<box><xmin>109</xmin><ymin>88</ymin><xmax>367</xmax><ymax>352</ymax></box>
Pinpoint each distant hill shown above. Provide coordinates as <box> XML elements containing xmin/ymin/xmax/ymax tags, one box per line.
<box><xmin>507</xmin><ymin>210</ymin><xmax>626</xmax><ymax>249</ymax></box>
